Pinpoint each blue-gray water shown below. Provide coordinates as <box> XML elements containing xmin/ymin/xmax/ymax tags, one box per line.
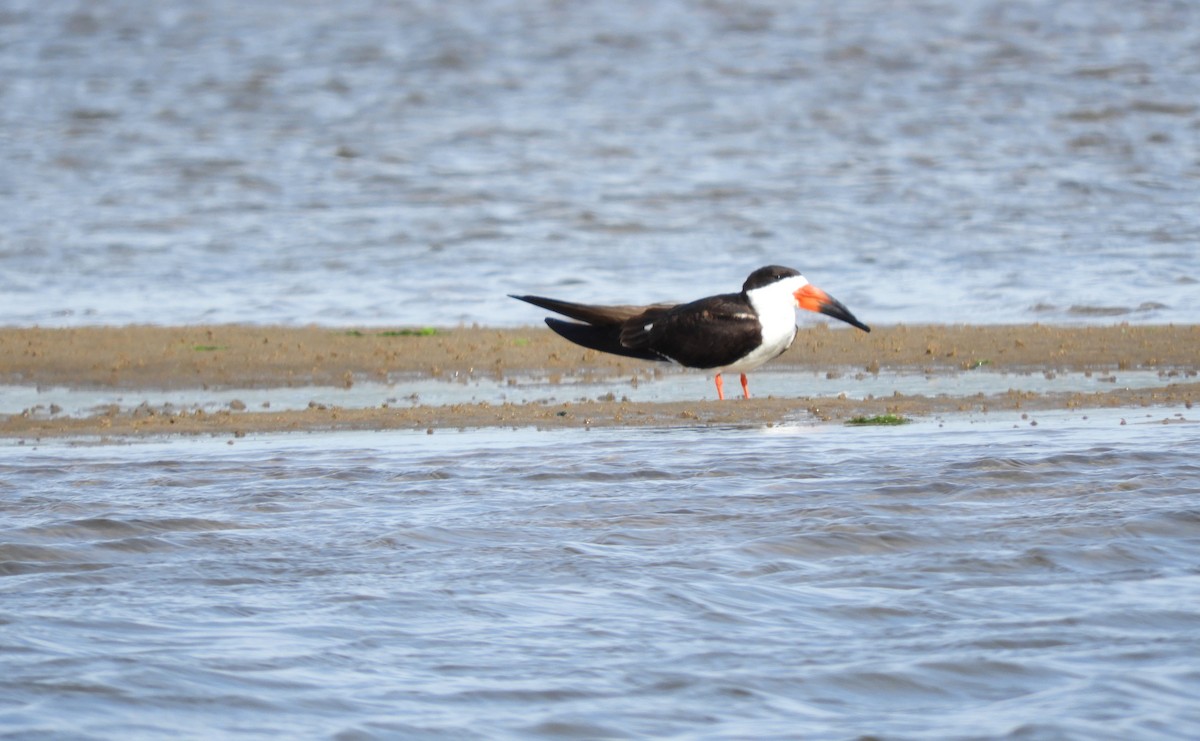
<box><xmin>4</xmin><ymin>1</ymin><xmax>1200</xmax><ymax>738</ymax></box>
<box><xmin>3</xmin><ymin>412</ymin><xmax>1199</xmax><ymax>738</ymax></box>
<box><xmin>2</xmin><ymin>0</ymin><xmax>1198</xmax><ymax>327</ymax></box>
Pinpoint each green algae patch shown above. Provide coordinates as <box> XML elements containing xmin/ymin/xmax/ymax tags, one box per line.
<box><xmin>846</xmin><ymin>414</ymin><xmax>911</xmax><ymax>426</ymax></box>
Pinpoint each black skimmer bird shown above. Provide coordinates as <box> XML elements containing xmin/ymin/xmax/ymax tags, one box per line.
<box><xmin>511</xmin><ymin>265</ymin><xmax>870</xmax><ymax>400</ymax></box>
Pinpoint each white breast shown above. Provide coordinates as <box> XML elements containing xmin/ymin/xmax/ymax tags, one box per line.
<box><xmin>720</xmin><ymin>275</ymin><xmax>805</xmax><ymax>373</ymax></box>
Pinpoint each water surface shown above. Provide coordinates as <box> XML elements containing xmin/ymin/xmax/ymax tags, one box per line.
<box><xmin>4</xmin><ymin>2</ymin><xmax>1199</xmax><ymax>737</ymax></box>
<box><xmin>3</xmin><ymin>412</ymin><xmax>1199</xmax><ymax>737</ymax></box>
<box><xmin>1</xmin><ymin>366</ymin><xmax>1187</xmax><ymax>419</ymax></box>
<box><xmin>3</xmin><ymin>0</ymin><xmax>1198</xmax><ymax>327</ymax></box>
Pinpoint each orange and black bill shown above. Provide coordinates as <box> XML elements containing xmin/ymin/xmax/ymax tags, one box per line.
<box><xmin>795</xmin><ymin>284</ymin><xmax>871</xmax><ymax>333</ymax></box>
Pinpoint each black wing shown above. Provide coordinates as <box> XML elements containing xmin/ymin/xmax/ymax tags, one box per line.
<box><xmin>508</xmin><ymin>294</ymin><xmax>667</xmax><ymax>326</ymax></box>
<box><xmin>543</xmin><ymin>318</ymin><xmax>664</xmax><ymax>362</ymax></box>
<box><xmin>511</xmin><ymin>294</ymin><xmax>679</xmax><ymax>362</ymax></box>
<box><xmin>621</xmin><ymin>293</ymin><xmax>763</xmax><ymax>369</ymax></box>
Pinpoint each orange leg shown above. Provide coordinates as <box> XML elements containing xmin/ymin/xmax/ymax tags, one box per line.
<box><xmin>714</xmin><ymin>373</ymin><xmax>725</xmax><ymax>400</ymax></box>
<box><xmin>740</xmin><ymin>373</ymin><xmax>751</xmax><ymax>399</ymax></box>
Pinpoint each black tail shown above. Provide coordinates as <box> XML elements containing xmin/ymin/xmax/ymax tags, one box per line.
<box><xmin>545</xmin><ymin>318</ymin><xmax>663</xmax><ymax>362</ymax></box>
<box><xmin>509</xmin><ymin>294</ymin><xmax>673</xmax><ymax>326</ymax></box>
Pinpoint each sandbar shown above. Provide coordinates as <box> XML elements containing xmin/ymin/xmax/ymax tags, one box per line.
<box><xmin>2</xmin><ymin>324</ymin><xmax>1196</xmax><ymax>439</ymax></box>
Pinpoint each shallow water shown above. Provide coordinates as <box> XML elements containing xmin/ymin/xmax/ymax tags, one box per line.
<box><xmin>3</xmin><ymin>0</ymin><xmax>1199</xmax><ymax>327</ymax></box>
<box><xmin>5</xmin><ymin>2</ymin><xmax>1200</xmax><ymax>737</ymax></box>
<box><xmin>1</xmin><ymin>367</ymin><xmax>1190</xmax><ymax>419</ymax></box>
<box><xmin>3</xmin><ymin>411</ymin><xmax>1200</xmax><ymax>738</ymax></box>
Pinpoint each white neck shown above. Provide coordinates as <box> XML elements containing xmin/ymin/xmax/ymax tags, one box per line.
<box><xmin>725</xmin><ymin>275</ymin><xmax>806</xmax><ymax>372</ymax></box>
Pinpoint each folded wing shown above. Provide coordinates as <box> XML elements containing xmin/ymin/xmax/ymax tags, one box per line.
<box><xmin>509</xmin><ymin>294</ymin><xmax>672</xmax><ymax>362</ymax></box>
<box><xmin>623</xmin><ymin>294</ymin><xmax>764</xmax><ymax>369</ymax></box>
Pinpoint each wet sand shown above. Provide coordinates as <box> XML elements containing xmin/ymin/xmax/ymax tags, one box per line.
<box><xmin>3</xmin><ymin>324</ymin><xmax>1197</xmax><ymax>438</ymax></box>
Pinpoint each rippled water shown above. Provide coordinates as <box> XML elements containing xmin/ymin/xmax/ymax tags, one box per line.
<box><xmin>3</xmin><ymin>0</ymin><xmax>1199</xmax><ymax>327</ymax></box>
<box><xmin>3</xmin><ymin>411</ymin><xmax>1199</xmax><ymax>737</ymax></box>
<box><xmin>5</xmin><ymin>2</ymin><xmax>1200</xmax><ymax>737</ymax></box>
